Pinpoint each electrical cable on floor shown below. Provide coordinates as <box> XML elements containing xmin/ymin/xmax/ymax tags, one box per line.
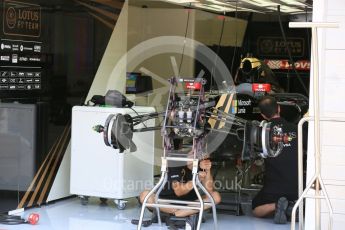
<box><xmin>277</xmin><ymin>5</ymin><xmax>309</xmax><ymax>96</ymax></box>
<box><xmin>0</xmin><ymin>213</ymin><xmax>39</xmax><ymax>225</ymax></box>
<box><xmin>0</xmin><ymin>214</ymin><xmax>26</xmax><ymax>225</ymax></box>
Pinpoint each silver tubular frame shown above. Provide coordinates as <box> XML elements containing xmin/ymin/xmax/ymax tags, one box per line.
<box><xmin>137</xmin><ymin>158</ymin><xmax>168</xmax><ymax>229</ymax></box>
<box><xmin>291</xmin><ymin>117</ymin><xmax>345</xmax><ymax>230</ymax></box>
<box><xmin>137</xmin><ymin>157</ymin><xmax>218</xmax><ymax>230</ymax></box>
<box><xmin>196</xmin><ymin>174</ymin><xmax>218</xmax><ymax>229</ymax></box>
<box><xmin>155</xmin><ymin>172</ymin><xmax>168</xmax><ymax>225</ymax></box>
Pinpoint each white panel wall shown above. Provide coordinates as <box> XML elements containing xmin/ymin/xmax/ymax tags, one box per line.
<box><xmin>305</xmin><ymin>0</ymin><xmax>345</xmax><ymax>229</ymax></box>
<box><xmin>86</xmin><ymin>2</ymin><xmax>129</xmax><ymax>101</ymax></box>
<box><xmin>48</xmin><ymin>1</ymin><xmax>131</xmax><ymax>202</ymax></box>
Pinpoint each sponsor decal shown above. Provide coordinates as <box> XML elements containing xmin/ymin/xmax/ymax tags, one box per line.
<box><xmin>12</xmin><ymin>44</ymin><xmax>19</xmax><ymax>51</ymax></box>
<box><xmin>33</xmin><ymin>44</ymin><xmax>41</xmax><ymax>52</ymax></box>
<box><xmin>26</xmin><ymin>72</ymin><xmax>34</xmax><ymax>77</ymax></box>
<box><xmin>29</xmin><ymin>57</ymin><xmax>40</xmax><ymax>62</ymax></box>
<box><xmin>17</xmin><ymin>84</ymin><xmax>25</xmax><ymax>90</ymax></box>
<box><xmin>1</xmin><ymin>71</ymin><xmax>9</xmax><ymax>77</ymax></box>
<box><xmin>3</xmin><ymin>0</ymin><xmax>42</xmax><ymax>37</ymax></box>
<box><xmin>252</xmin><ymin>83</ymin><xmax>271</xmax><ymax>92</ymax></box>
<box><xmin>238</xmin><ymin>99</ymin><xmax>251</xmax><ymax>106</ymax></box>
<box><xmin>231</xmin><ymin>99</ymin><xmax>252</xmax><ymax>114</ymax></box>
<box><xmin>0</xmin><ymin>85</ymin><xmax>9</xmax><ymax>89</ymax></box>
<box><xmin>19</xmin><ymin>56</ymin><xmax>28</xmax><ymax>62</ymax></box>
<box><xmin>1</xmin><ymin>55</ymin><xmax>10</xmax><ymax>61</ymax></box>
<box><xmin>185</xmin><ymin>82</ymin><xmax>201</xmax><ymax>90</ymax></box>
<box><xmin>0</xmin><ymin>78</ymin><xmax>8</xmax><ymax>83</ymax></box>
<box><xmin>10</xmin><ymin>71</ymin><xmax>17</xmax><ymax>77</ymax></box>
<box><xmin>21</xmin><ymin>45</ymin><xmax>33</xmax><ymax>51</ymax></box>
<box><xmin>231</xmin><ymin>94</ymin><xmax>254</xmax><ymax>115</ymax></box>
<box><xmin>264</xmin><ymin>59</ymin><xmax>310</xmax><ymax>71</ymax></box>
<box><xmin>9</xmin><ymin>85</ymin><xmax>16</xmax><ymax>90</ymax></box>
<box><xmin>1</xmin><ymin>43</ymin><xmax>11</xmax><ymax>50</ymax></box>
<box><xmin>257</xmin><ymin>37</ymin><xmax>305</xmax><ymax>57</ymax></box>
<box><xmin>0</xmin><ymin>70</ymin><xmax>41</xmax><ymax>91</ymax></box>
<box><xmin>11</xmin><ymin>54</ymin><xmax>18</xmax><ymax>63</ymax></box>
<box><xmin>17</xmin><ymin>78</ymin><xmax>24</xmax><ymax>84</ymax></box>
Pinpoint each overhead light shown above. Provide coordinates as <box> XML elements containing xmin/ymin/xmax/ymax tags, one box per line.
<box><xmin>205</xmin><ymin>0</ymin><xmax>230</xmax><ymax>6</ymax></box>
<box><xmin>241</xmin><ymin>0</ymin><xmax>275</xmax><ymax>7</ymax></box>
<box><xmin>266</xmin><ymin>5</ymin><xmax>302</xmax><ymax>13</ymax></box>
<box><xmin>164</xmin><ymin>0</ymin><xmax>199</xmax><ymax>4</ymax></box>
<box><xmin>280</xmin><ymin>0</ymin><xmax>306</xmax><ymax>7</ymax></box>
<box><xmin>193</xmin><ymin>2</ymin><xmax>263</xmax><ymax>13</ymax></box>
<box><xmin>208</xmin><ymin>4</ymin><xmax>235</xmax><ymax>11</ymax></box>
<box><xmin>192</xmin><ymin>3</ymin><xmax>232</xmax><ymax>12</ymax></box>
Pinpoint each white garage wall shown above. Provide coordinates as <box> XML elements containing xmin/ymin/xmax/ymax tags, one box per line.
<box><xmin>305</xmin><ymin>0</ymin><xmax>345</xmax><ymax>229</ymax></box>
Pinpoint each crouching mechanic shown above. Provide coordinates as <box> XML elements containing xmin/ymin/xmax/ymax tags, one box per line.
<box><xmin>252</xmin><ymin>96</ymin><xmax>298</xmax><ymax>224</ymax></box>
<box><xmin>139</xmin><ymin>157</ymin><xmax>221</xmax><ymax>227</ymax></box>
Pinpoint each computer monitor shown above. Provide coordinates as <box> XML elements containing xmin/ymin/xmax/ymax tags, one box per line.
<box><xmin>126</xmin><ymin>72</ymin><xmax>152</xmax><ymax>94</ymax></box>
<box><xmin>126</xmin><ymin>72</ymin><xmax>140</xmax><ymax>93</ymax></box>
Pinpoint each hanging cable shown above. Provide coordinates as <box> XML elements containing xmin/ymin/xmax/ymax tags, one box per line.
<box><xmin>210</xmin><ymin>12</ymin><xmax>226</xmax><ymax>90</ymax></box>
<box><xmin>230</xmin><ymin>0</ymin><xmax>239</xmax><ymax>76</ymax></box>
<box><xmin>277</xmin><ymin>5</ymin><xmax>309</xmax><ymax>95</ymax></box>
<box><xmin>305</xmin><ymin>6</ymin><xmax>311</xmax><ymax>59</ymax></box>
<box><xmin>178</xmin><ymin>4</ymin><xmax>191</xmax><ymax>77</ymax></box>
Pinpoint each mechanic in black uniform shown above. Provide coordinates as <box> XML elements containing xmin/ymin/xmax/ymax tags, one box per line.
<box><xmin>139</xmin><ymin>153</ymin><xmax>221</xmax><ymax>225</ymax></box>
<box><xmin>252</xmin><ymin>96</ymin><xmax>298</xmax><ymax>224</ymax></box>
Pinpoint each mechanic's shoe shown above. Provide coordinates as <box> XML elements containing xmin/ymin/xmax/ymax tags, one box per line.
<box><xmin>185</xmin><ymin>214</ymin><xmax>199</xmax><ymax>230</ymax></box>
<box><xmin>166</xmin><ymin>216</ymin><xmax>186</xmax><ymax>229</ymax></box>
<box><xmin>151</xmin><ymin>211</ymin><xmax>170</xmax><ymax>224</ymax></box>
<box><xmin>286</xmin><ymin>201</ymin><xmax>299</xmax><ymax>222</ymax></box>
<box><xmin>274</xmin><ymin>197</ymin><xmax>289</xmax><ymax>224</ymax></box>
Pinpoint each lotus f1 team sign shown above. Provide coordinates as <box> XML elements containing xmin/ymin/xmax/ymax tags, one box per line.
<box><xmin>257</xmin><ymin>37</ymin><xmax>305</xmax><ymax>58</ymax></box>
<box><xmin>3</xmin><ymin>0</ymin><xmax>41</xmax><ymax>37</ymax></box>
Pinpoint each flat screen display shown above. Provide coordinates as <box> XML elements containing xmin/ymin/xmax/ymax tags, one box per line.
<box><xmin>126</xmin><ymin>72</ymin><xmax>141</xmax><ymax>94</ymax></box>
